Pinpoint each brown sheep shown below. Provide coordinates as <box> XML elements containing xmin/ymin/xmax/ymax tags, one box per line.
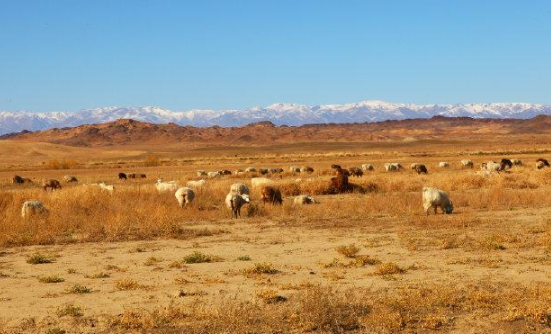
<box><xmin>260</xmin><ymin>186</ymin><xmax>283</xmax><ymax>205</ymax></box>
<box><xmin>13</xmin><ymin>175</ymin><xmax>32</xmax><ymax>184</ymax></box>
<box><xmin>118</xmin><ymin>172</ymin><xmax>127</xmax><ymax>180</ymax></box>
<box><xmin>414</xmin><ymin>164</ymin><xmax>428</xmax><ymax>174</ymax></box>
<box><xmin>43</xmin><ymin>179</ymin><xmax>62</xmax><ymax>191</ymax></box>
<box><xmin>330</xmin><ymin>168</ymin><xmax>351</xmax><ymax>193</ymax></box>
<box><xmin>348</xmin><ymin>167</ymin><xmax>363</xmax><ymax>177</ymax></box>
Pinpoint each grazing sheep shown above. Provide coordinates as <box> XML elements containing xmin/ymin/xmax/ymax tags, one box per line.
<box><xmin>361</xmin><ymin>164</ymin><xmax>374</xmax><ymax>171</ymax></box>
<box><xmin>482</xmin><ymin>161</ymin><xmax>502</xmax><ymax>172</ymax></box>
<box><xmin>234</xmin><ymin>169</ymin><xmax>245</xmax><ymax>175</ymax></box>
<box><xmin>422</xmin><ymin>187</ymin><xmax>453</xmax><ymax>215</ymax></box>
<box><xmin>118</xmin><ymin>173</ymin><xmax>127</xmax><ymax>180</ymax></box>
<box><xmin>208</xmin><ymin>171</ymin><xmax>221</xmax><ymax>179</ymax></box>
<box><xmin>348</xmin><ymin>167</ymin><xmax>363</xmax><ymax>177</ymax></box>
<box><xmin>225</xmin><ymin>193</ymin><xmax>250</xmax><ymax>218</ymax></box>
<box><xmin>293</xmin><ymin>195</ymin><xmax>318</xmax><ymax>205</ymax></box>
<box><xmin>301</xmin><ymin>166</ymin><xmax>314</xmax><ymax>173</ymax></box>
<box><xmin>21</xmin><ymin>201</ymin><xmax>49</xmax><ymax>218</ymax></box>
<box><xmin>186</xmin><ymin>180</ymin><xmax>206</xmax><ymax>188</ymax></box>
<box><xmin>511</xmin><ymin>159</ymin><xmax>522</xmax><ymax>166</ymax></box>
<box><xmin>98</xmin><ymin>182</ymin><xmax>115</xmax><ymax>193</ymax></box>
<box><xmin>330</xmin><ymin>168</ymin><xmax>351</xmax><ymax>193</ymax></box>
<box><xmin>251</xmin><ymin>177</ymin><xmax>273</xmax><ymax>189</ymax></box>
<box><xmin>269</xmin><ymin>168</ymin><xmax>284</xmax><ymax>174</ymax></box>
<box><xmin>438</xmin><ymin>162</ymin><xmax>450</xmax><ymax>168</ymax></box>
<box><xmin>500</xmin><ymin>159</ymin><xmax>513</xmax><ymax>171</ymax></box>
<box><xmin>410</xmin><ymin>163</ymin><xmax>421</xmax><ymax>170</ymax></box>
<box><xmin>245</xmin><ymin>167</ymin><xmax>257</xmax><ymax>173</ymax></box>
<box><xmin>63</xmin><ymin>175</ymin><xmax>78</xmax><ymax>183</ymax></box>
<box><xmin>331</xmin><ymin>164</ymin><xmax>342</xmax><ymax>170</ymax></box>
<box><xmin>414</xmin><ymin>164</ymin><xmax>428</xmax><ymax>174</ymax></box>
<box><xmin>175</xmin><ymin>187</ymin><xmax>195</xmax><ymax>207</ymax></box>
<box><xmin>537</xmin><ymin>158</ymin><xmax>550</xmax><ymax>169</ymax></box>
<box><xmin>12</xmin><ymin>175</ymin><xmax>32</xmax><ymax>184</ymax></box>
<box><xmin>218</xmin><ymin>170</ymin><xmax>232</xmax><ymax>175</ymax></box>
<box><xmin>384</xmin><ymin>163</ymin><xmax>402</xmax><ymax>172</ymax></box>
<box><xmin>128</xmin><ymin>173</ymin><xmax>147</xmax><ymax>179</ymax></box>
<box><xmin>230</xmin><ymin>182</ymin><xmax>250</xmax><ymax>196</ymax></box>
<box><xmin>290</xmin><ymin>166</ymin><xmax>301</xmax><ymax>173</ymax></box>
<box><xmin>43</xmin><ymin>179</ymin><xmax>62</xmax><ymax>191</ymax></box>
<box><xmin>259</xmin><ymin>168</ymin><xmax>269</xmax><ymax>175</ymax></box>
<box><xmin>197</xmin><ymin>170</ymin><xmax>207</xmax><ymax>177</ymax></box>
<box><xmin>156</xmin><ymin>179</ymin><xmax>179</xmax><ymax>193</ymax></box>
<box><xmin>260</xmin><ymin>186</ymin><xmax>283</xmax><ymax>205</ymax></box>
<box><xmin>461</xmin><ymin>160</ymin><xmax>474</xmax><ymax>168</ymax></box>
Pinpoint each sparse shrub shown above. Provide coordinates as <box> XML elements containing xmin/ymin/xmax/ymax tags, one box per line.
<box><xmin>256</xmin><ymin>289</ymin><xmax>287</xmax><ymax>303</ymax></box>
<box><xmin>182</xmin><ymin>251</ymin><xmax>222</xmax><ymax>264</ymax></box>
<box><xmin>336</xmin><ymin>244</ymin><xmax>360</xmax><ymax>258</ymax></box>
<box><xmin>45</xmin><ymin>328</ymin><xmax>66</xmax><ymax>334</ymax></box>
<box><xmin>56</xmin><ymin>304</ymin><xmax>83</xmax><ymax>317</ymax></box>
<box><xmin>375</xmin><ymin>262</ymin><xmax>406</xmax><ymax>276</ymax></box>
<box><xmin>237</xmin><ymin>255</ymin><xmax>251</xmax><ymax>261</ymax></box>
<box><xmin>115</xmin><ymin>279</ymin><xmax>142</xmax><ymax>291</ymax></box>
<box><xmin>66</xmin><ymin>284</ymin><xmax>92</xmax><ymax>294</ymax></box>
<box><xmin>242</xmin><ymin>262</ymin><xmax>279</xmax><ymax>276</ymax></box>
<box><xmin>27</xmin><ymin>253</ymin><xmax>55</xmax><ymax>264</ymax></box>
<box><xmin>38</xmin><ymin>275</ymin><xmax>65</xmax><ymax>283</ymax></box>
<box><xmin>86</xmin><ymin>272</ymin><xmax>110</xmax><ymax>279</ymax></box>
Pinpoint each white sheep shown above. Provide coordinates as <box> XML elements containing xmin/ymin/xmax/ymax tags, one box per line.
<box><xmin>461</xmin><ymin>160</ymin><xmax>474</xmax><ymax>168</ymax></box>
<box><xmin>225</xmin><ymin>193</ymin><xmax>250</xmax><ymax>218</ymax></box>
<box><xmin>230</xmin><ymin>182</ymin><xmax>250</xmax><ymax>196</ymax></box>
<box><xmin>482</xmin><ymin>161</ymin><xmax>501</xmax><ymax>172</ymax></box>
<box><xmin>361</xmin><ymin>164</ymin><xmax>374</xmax><ymax>171</ymax></box>
<box><xmin>197</xmin><ymin>170</ymin><xmax>207</xmax><ymax>177</ymax></box>
<box><xmin>99</xmin><ymin>182</ymin><xmax>115</xmax><ymax>193</ymax></box>
<box><xmin>422</xmin><ymin>187</ymin><xmax>453</xmax><ymax>215</ymax></box>
<box><xmin>289</xmin><ymin>166</ymin><xmax>301</xmax><ymax>173</ymax></box>
<box><xmin>21</xmin><ymin>201</ymin><xmax>49</xmax><ymax>218</ymax></box>
<box><xmin>208</xmin><ymin>171</ymin><xmax>221</xmax><ymax>179</ymax></box>
<box><xmin>245</xmin><ymin>167</ymin><xmax>256</xmax><ymax>173</ymax></box>
<box><xmin>384</xmin><ymin>163</ymin><xmax>402</xmax><ymax>172</ymax></box>
<box><xmin>251</xmin><ymin>177</ymin><xmax>274</xmax><ymax>189</ymax></box>
<box><xmin>63</xmin><ymin>175</ymin><xmax>78</xmax><ymax>183</ymax></box>
<box><xmin>293</xmin><ymin>195</ymin><xmax>318</xmax><ymax>205</ymax></box>
<box><xmin>186</xmin><ymin>180</ymin><xmax>206</xmax><ymax>188</ymax></box>
<box><xmin>156</xmin><ymin>179</ymin><xmax>179</xmax><ymax>193</ymax></box>
<box><xmin>175</xmin><ymin>187</ymin><xmax>195</xmax><ymax>207</ymax></box>
<box><xmin>438</xmin><ymin>162</ymin><xmax>450</xmax><ymax>168</ymax></box>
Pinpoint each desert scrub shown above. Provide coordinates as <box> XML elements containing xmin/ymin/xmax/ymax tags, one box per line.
<box><xmin>182</xmin><ymin>251</ymin><xmax>222</xmax><ymax>264</ymax></box>
<box><xmin>56</xmin><ymin>304</ymin><xmax>83</xmax><ymax>317</ymax></box>
<box><xmin>38</xmin><ymin>275</ymin><xmax>65</xmax><ymax>283</ymax></box>
<box><xmin>27</xmin><ymin>253</ymin><xmax>55</xmax><ymax>264</ymax></box>
<box><xmin>66</xmin><ymin>284</ymin><xmax>92</xmax><ymax>294</ymax></box>
<box><xmin>115</xmin><ymin>278</ymin><xmax>149</xmax><ymax>291</ymax></box>
<box><xmin>256</xmin><ymin>289</ymin><xmax>287</xmax><ymax>303</ymax></box>
<box><xmin>86</xmin><ymin>272</ymin><xmax>110</xmax><ymax>279</ymax></box>
<box><xmin>237</xmin><ymin>255</ymin><xmax>251</xmax><ymax>261</ymax></box>
<box><xmin>242</xmin><ymin>262</ymin><xmax>279</xmax><ymax>276</ymax></box>
<box><xmin>336</xmin><ymin>244</ymin><xmax>361</xmax><ymax>258</ymax></box>
<box><xmin>375</xmin><ymin>262</ymin><xmax>406</xmax><ymax>276</ymax></box>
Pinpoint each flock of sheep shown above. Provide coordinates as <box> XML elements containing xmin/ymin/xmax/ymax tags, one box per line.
<box><xmin>12</xmin><ymin>156</ymin><xmax>551</xmax><ymax>219</ymax></box>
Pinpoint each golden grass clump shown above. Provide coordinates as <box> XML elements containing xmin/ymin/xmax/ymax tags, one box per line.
<box><xmin>336</xmin><ymin>244</ymin><xmax>361</xmax><ymax>258</ymax></box>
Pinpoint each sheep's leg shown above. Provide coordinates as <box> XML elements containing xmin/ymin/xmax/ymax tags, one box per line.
<box><xmin>434</xmin><ymin>206</ymin><xmax>437</xmax><ymax>215</ymax></box>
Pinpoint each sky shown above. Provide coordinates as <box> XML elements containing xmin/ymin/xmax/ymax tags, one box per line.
<box><xmin>1</xmin><ymin>0</ymin><xmax>550</xmax><ymax>112</ymax></box>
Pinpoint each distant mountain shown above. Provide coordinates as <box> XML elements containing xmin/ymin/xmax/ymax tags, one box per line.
<box><xmin>3</xmin><ymin>115</ymin><xmax>551</xmax><ymax>147</ymax></box>
<box><xmin>1</xmin><ymin>100</ymin><xmax>550</xmax><ymax>135</ymax></box>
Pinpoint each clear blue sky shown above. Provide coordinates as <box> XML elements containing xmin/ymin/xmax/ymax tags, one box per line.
<box><xmin>1</xmin><ymin>0</ymin><xmax>550</xmax><ymax>111</ymax></box>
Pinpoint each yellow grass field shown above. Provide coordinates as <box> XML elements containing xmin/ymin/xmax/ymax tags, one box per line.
<box><xmin>2</xmin><ymin>138</ymin><xmax>551</xmax><ymax>333</ymax></box>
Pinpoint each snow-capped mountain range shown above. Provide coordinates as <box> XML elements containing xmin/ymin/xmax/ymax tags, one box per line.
<box><xmin>1</xmin><ymin>100</ymin><xmax>550</xmax><ymax>135</ymax></box>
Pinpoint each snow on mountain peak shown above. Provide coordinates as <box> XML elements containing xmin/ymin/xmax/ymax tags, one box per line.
<box><xmin>1</xmin><ymin>100</ymin><xmax>550</xmax><ymax>135</ymax></box>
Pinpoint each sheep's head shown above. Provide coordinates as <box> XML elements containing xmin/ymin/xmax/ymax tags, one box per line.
<box><xmin>444</xmin><ymin>200</ymin><xmax>454</xmax><ymax>214</ymax></box>
<box><xmin>242</xmin><ymin>194</ymin><xmax>250</xmax><ymax>203</ymax></box>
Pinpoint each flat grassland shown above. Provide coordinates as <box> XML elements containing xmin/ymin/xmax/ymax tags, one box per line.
<box><xmin>1</xmin><ymin>138</ymin><xmax>551</xmax><ymax>334</ymax></box>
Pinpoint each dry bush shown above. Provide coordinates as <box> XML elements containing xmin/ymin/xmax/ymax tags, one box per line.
<box><xmin>336</xmin><ymin>244</ymin><xmax>361</xmax><ymax>258</ymax></box>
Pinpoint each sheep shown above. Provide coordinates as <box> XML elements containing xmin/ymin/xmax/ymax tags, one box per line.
<box><xmin>234</xmin><ymin>169</ymin><xmax>245</xmax><ymax>175</ymax></box>
<box><xmin>12</xmin><ymin>175</ymin><xmax>32</xmax><ymax>184</ymax></box>
<box><xmin>128</xmin><ymin>173</ymin><xmax>147</xmax><ymax>179</ymax></box>
<box><xmin>348</xmin><ymin>167</ymin><xmax>363</xmax><ymax>177</ymax></box>
<box><xmin>414</xmin><ymin>164</ymin><xmax>428</xmax><ymax>174</ymax></box>
<box><xmin>301</xmin><ymin>166</ymin><xmax>314</xmax><ymax>173</ymax></box>
<box><xmin>208</xmin><ymin>171</ymin><xmax>221</xmax><ymax>179</ymax></box>
<box><xmin>384</xmin><ymin>163</ymin><xmax>402</xmax><ymax>172</ymax></box>
<box><xmin>251</xmin><ymin>177</ymin><xmax>273</xmax><ymax>189</ymax></box>
<box><xmin>293</xmin><ymin>195</ymin><xmax>318</xmax><ymax>205</ymax></box>
<box><xmin>270</xmin><ymin>168</ymin><xmax>284</xmax><ymax>174</ymax></box>
<box><xmin>410</xmin><ymin>163</ymin><xmax>420</xmax><ymax>170</ymax></box>
<box><xmin>197</xmin><ymin>170</ymin><xmax>207</xmax><ymax>177</ymax></box>
<box><xmin>290</xmin><ymin>166</ymin><xmax>301</xmax><ymax>173</ymax></box>
<box><xmin>500</xmin><ymin>159</ymin><xmax>513</xmax><ymax>171</ymax></box>
<box><xmin>225</xmin><ymin>193</ymin><xmax>249</xmax><ymax>218</ymax></box>
<box><xmin>98</xmin><ymin>182</ymin><xmax>115</xmax><ymax>193</ymax></box>
<box><xmin>331</xmin><ymin>164</ymin><xmax>342</xmax><ymax>170</ymax></box>
<box><xmin>537</xmin><ymin>158</ymin><xmax>550</xmax><ymax>169</ymax></box>
<box><xmin>219</xmin><ymin>170</ymin><xmax>232</xmax><ymax>175</ymax></box>
<box><xmin>230</xmin><ymin>182</ymin><xmax>250</xmax><ymax>197</ymax></box>
<box><xmin>482</xmin><ymin>161</ymin><xmax>502</xmax><ymax>172</ymax></box>
<box><xmin>63</xmin><ymin>175</ymin><xmax>78</xmax><ymax>183</ymax></box>
<box><xmin>21</xmin><ymin>201</ymin><xmax>49</xmax><ymax>219</ymax></box>
<box><xmin>186</xmin><ymin>180</ymin><xmax>206</xmax><ymax>188</ymax></box>
<box><xmin>119</xmin><ymin>173</ymin><xmax>127</xmax><ymax>180</ymax></box>
<box><xmin>460</xmin><ymin>160</ymin><xmax>474</xmax><ymax>168</ymax></box>
<box><xmin>330</xmin><ymin>168</ymin><xmax>351</xmax><ymax>193</ymax></box>
<box><xmin>175</xmin><ymin>187</ymin><xmax>195</xmax><ymax>207</ymax></box>
<box><xmin>422</xmin><ymin>187</ymin><xmax>453</xmax><ymax>215</ymax></box>
<box><xmin>361</xmin><ymin>164</ymin><xmax>374</xmax><ymax>171</ymax></box>
<box><xmin>259</xmin><ymin>168</ymin><xmax>269</xmax><ymax>175</ymax></box>
<box><xmin>43</xmin><ymin>179</ymin><xmax>62</xmax><ymax>191</ymax></box>
<box><xmin>438</xmin><ymin>162</ymin><xmax>450</xmax><ymax>168</ymax></box>
<box><xmin>245</xmin><ymin>167</ymin><xmax>257</xmax><ymax>173</ymax></box>
<box><xmin>260</xmin><ymin>186</ymin><xmax>283</xmax><ymax>205</ymax></box>
<box><xmin>511</xmin><ymin>159</ymin><xmax>522</xmax><ymax>166</ymax></box>
<box><xmin>156</xmin><ymin>179</ymin><xmax>179</xmax><ymax>193</ymax></box>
